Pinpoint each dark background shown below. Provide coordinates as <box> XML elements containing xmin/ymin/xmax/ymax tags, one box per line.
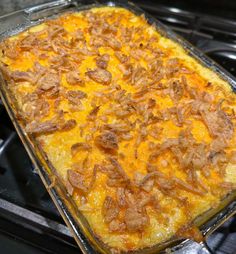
<box><xmin>1</xmin><ymin>0</ymin><xmax>236</xmax><ymax>20</ymax></box>
<box><xmin>0</xmin><ymin>1</ymin><xmax>236</xmax><ymax>254</ymax></box>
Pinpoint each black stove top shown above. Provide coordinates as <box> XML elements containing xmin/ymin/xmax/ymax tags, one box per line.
<box><xmin>0</xmin><ymin>1</ymin><xmax>236</xmax><ymax>254</ymax></box>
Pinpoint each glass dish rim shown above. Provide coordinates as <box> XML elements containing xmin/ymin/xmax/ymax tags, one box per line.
<box><xmin>0</xmin><ymin>1</ymin><xmax>235</xmax><ymax>253</ymax></box>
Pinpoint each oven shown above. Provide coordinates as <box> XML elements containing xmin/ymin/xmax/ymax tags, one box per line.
<box><xmin>0</xmin><ymin>1</ymin><xmax>235</xmax><ymax>253</ymax></box>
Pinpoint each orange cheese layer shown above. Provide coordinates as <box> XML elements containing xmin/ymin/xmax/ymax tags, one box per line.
<box><xmin>0</xmin><ymin>7</ymin><xmax>236</xmax><ymax>252</ymax></box>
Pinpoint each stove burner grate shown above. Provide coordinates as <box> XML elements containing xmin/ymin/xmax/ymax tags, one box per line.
<box><xmin>0</xmin><ymin>2</ymin><xmax>236</xmax><ymax>253</ymax></box>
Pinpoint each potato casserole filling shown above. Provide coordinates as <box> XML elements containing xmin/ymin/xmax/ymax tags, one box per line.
<box><xmin>0</xmin><ymin>7</ymin><xmax>236</xmax><ymax>252</ymax></box>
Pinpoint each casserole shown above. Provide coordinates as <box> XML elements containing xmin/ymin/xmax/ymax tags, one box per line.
<box><xmin>0</xmin><ymin>0</ymin><xmax>235</xmax><ymax>253</ymax></box>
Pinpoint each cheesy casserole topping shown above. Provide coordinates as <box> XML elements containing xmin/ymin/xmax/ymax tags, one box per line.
<box><xmin>0</xmin><ymin>7</ymin><xmax>236</xmax><ymax>252</ymax></box>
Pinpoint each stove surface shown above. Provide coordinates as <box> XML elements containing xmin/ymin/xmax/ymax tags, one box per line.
<box><xmin>0</xmin><ymin>1</ymin><xmax>236</xmax><ymax>254</ymax></box>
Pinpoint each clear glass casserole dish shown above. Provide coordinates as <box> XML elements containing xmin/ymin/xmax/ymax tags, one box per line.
<box><xmin>0</xmin><ymin>0</ymin><xmax>235</xmax><ymax>253</ymax></box>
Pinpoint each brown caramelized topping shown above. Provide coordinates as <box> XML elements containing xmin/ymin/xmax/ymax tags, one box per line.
<box><xmin>95</xmin><ymin>131</ymin><xmax>119</xmax><ymax>151</ymax></box>
<box><xmin>86</xmin><ymin>68</ymin><xmax>112</xmax><ymax>85</ymax></box>
<box><xmin>0</xmin><ymin>8</ymin><xmax>235</xmax><ymax>243</ymax></box>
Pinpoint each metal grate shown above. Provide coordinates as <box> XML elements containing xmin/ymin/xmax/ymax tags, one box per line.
<box><xmin>0</xmin><ymin>2</ymin><xmax>235</xmax><ymax>253</ymax></box>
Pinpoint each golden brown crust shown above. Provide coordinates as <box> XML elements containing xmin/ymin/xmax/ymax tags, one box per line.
<box><xmin>0</xmin><ymin>7</ymin><xmax>235</xmax><ymax>252</ymax></box>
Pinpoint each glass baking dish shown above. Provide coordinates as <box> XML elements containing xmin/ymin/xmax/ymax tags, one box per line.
<box><xmin>0</xmin><ymin>0</ymin><xmax>235</xmax><ymax>253</ymax></box>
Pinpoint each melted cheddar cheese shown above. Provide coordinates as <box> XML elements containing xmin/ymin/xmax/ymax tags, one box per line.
<box><xmin>0</xmin><ymin>7</ymin><xmax>236</xmax><ymax>252</ymax></box>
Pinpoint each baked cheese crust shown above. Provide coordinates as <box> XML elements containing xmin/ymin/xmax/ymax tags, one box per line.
<box><xmin>0</xmin><ymin>7</ymin><xmax>236</xmax><ymax>252</ymax></box>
